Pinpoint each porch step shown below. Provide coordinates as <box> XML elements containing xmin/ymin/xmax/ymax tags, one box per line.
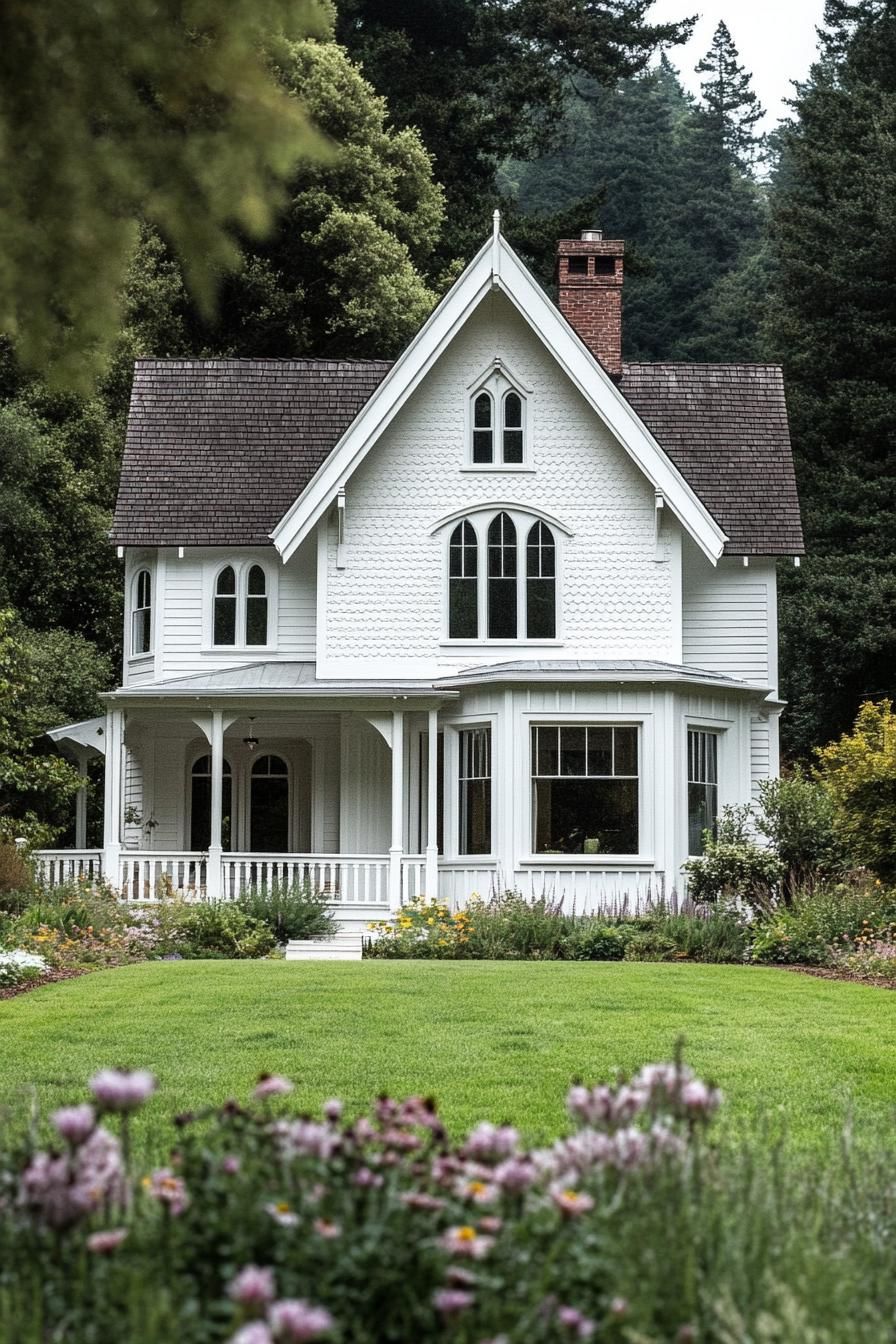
<box><xmin>331</xmin><ymin>903</ymin><xmax>391</xmax><ymax>938</ymax></box>
<box><xmin>285</xmin><ymin>931</ymin><xmax>364</xmax><ymax>962</ymax></box>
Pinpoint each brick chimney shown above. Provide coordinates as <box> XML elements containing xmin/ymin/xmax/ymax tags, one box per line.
<box><xmin>555</xmin><ymin>229</ymin><xmax>624</xmax><ymax>378</ymax></box>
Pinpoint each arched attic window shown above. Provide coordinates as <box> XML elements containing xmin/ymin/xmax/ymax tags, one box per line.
<box><xmin>487</xmin><ymin>512</ymin><xmax>517</xmax><ymax>638</ymax></box>
<box><xmin>246</xmin><ymin>564</ymin><xmax>268</xmax><ymax>646</ymax></box>
<box><xmin>526</xmin><ymin>521</ymin><xmax>556</xmax><ymax>638</ymax></box>
<box><xmin>131</xmin><ymin>569</ymin><xmax>152</xmax><ymax>655</ymax></box>
<box><xmin>214</xmin><ymin>566</ymin><xmax>237</xmax><ymax>646</ymax></box>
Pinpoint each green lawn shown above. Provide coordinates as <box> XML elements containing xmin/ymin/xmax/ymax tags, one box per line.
<box><xmin>1</xmin><ymin>960</ymin><xmax>894</xmax><ymax>1148</ymax></box>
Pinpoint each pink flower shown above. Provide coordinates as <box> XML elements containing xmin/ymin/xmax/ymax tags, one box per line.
<box><xmin>352</xmin><ymin>1166</ymin><xmax>383</xmax><ymax>1189</ymax></box>
<box><xmin>322</xmin><ymin>1098</ymin><xmax>343</xmax><ymax>1123</ymax></box>
<box><xmin>400</xmin><ymin>1191</ymin><xmax>446</xmax><ymax>1212</ymax></box>
<box><xmin>274</xmin><ymin>1120</ymin><xmax>339</xmax><ymax>1162</ymax></box>
<box><xmin>86</xmin><ymin>1228</ymin><xmax>128</xmax><ymax>1254</ymax></box>
<box><xmin>433</xmin><ymin>1288</ymin><xmax>475</xmax><ymax>1316</ymax></box>
<box><xmin>228</xmin><ymin>1266</ymin><xmax>276</xmax><ymax>1309</ymax></box>
<box><xmin>478</xmin><ymin>1215</ymin><xmax>503</xmax><ymax>1234</ymax></box>
<box><xmin>494</xmin><ymin>1157</ymin><xmax>538</xmax><ymax>1192</ymax></box>
<box><xmin>680</xmin><ymin>1079</ymin><xmax>722</xmax><ymax>1116</ymax></box>
<box><xmin>267</xmin><ymin>1299</ymin><xmax>334</xmax><ymax>1341</ymax></box>
<box><xmin>556</xmin><ymin>1305</ymin><xmax>595</xmax><ymax>1338</ymax></box>
<box><xmin>439</xmin><ymin>1226</ymin><xmax>494</xmax><ymax>1259</ymax></box>
<box><xmin>221</xmin><ymin>1155</ymin><xmax>241</xmax><ymax>1175</ymax></box>
<box><xmin>462</xmin><ymin>1122</ymin><xmax>519</xmax><ymax>1162</ymax></box>
<box><xmin>143</xmin><ymin>1167</ymin><xmax>189</xmax><ymax>1215</ymax></box>
<box><xmin>19</xmin><ymin>1126</ymin><xmax>126</xmax><ymax>1228</ymax></box>
<box><xmin>52</xmin><ymin>1104</ymin><xmax>96</xmax><ymax>1146</ymax></box>
<box><xmin>265</xmin><ymin>1201</ymin><xmax>299</xmax><ymax>1228</ymax></box>
<box><xmin>609</xmin><ymin>1297</ymin><xmax>629</xmax><ymax>1319</ymax></box>
<box><xmin>90</xmin><ymin>1069</ymin><xmax>156</xmax><ymax>1112</ymax></box>
<box><xmin>230</xmin><ymin>1326</ymin><xmax>274</xmax><ymax>1344</ymax></box>
<box><xmin>254</xmin><ymin>1075</ymin><xmax>294</xmax><ymax>1101</ymax></box>
<box><xmin>551</xmin><ymin>1187</ymin><xmax>595</xmax><ymax>1218</ymax></box>
<box><xmin>313</xmin><ymin>1218</ymin><xmax>341</xmax><ymax>1239</ymax></box>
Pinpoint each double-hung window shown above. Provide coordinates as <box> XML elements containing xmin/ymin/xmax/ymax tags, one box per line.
<box><xmin>458</xmin><ymin>726</ymin><xmax>491</xmax><ymax>855</ymax></box>
<box><xmin>213</xmin><ymin>563</ymin><xmax>270</xmax><ymax>648</ymax></box>
<box><xmin>131</xmin><ymin>569</ymin><xmax>152</xmax><ymax>655</ymax></box>
<box><xmin>687</xmin><ymin>730</ymin><xmax>719</xmax><ymax>855</ymax></box>
<box><xmin>531</xmin><ymin>725</ymin><xmax>639</xmax><ymax>855</ymax></box>
<box><xmin>468</xmin><ymin>373</ymin><xmax>528</xmax><ymax>466</ymax></box>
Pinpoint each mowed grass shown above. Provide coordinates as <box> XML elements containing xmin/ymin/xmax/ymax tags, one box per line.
<box><xmin>1</xmin><ymin>961</ymin><xmax>895</xmax><ymax>1148</ymax></box>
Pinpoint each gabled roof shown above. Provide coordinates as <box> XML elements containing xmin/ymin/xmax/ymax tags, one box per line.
<box><xmin>112</xmin><ymin>234</ymin><xmax>804</xmax><ymax>558</ymax></box>
<box><xmin>113</xmin><ymin>358</ymin><xmax>390</xmax><ymax>548</ymax></box>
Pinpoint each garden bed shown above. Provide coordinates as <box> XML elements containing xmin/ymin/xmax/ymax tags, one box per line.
<box><xmin>0</xmin><ymin>966</ymin><xmax>85</xmax><ymax>1000</ymax></box>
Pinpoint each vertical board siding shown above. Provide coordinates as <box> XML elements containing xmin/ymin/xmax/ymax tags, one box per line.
<box><xmin>682</xmin><ymin>549</ymin><xmax>773</xmax><ymax>686</ymax></box>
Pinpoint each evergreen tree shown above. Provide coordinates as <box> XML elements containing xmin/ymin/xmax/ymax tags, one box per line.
<box><xmin>694</xmin><ymin>21</ymin><xmax>766</xmax><ymax>170</ymax></box>
<box><xmin>768</xmin><ymin>0</ymin><xmax>896</xmax><ymax>756</ymax></box>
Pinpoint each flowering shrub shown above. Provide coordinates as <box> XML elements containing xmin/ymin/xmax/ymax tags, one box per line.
<box><xmin>0</xmin><ymin>948</ymin><xmax>47</xmax><ymax>987</ymax></box>
<box><xmin>749</xmin><ymin>879</ymin><xmax>896</xmax><ymax>966</ymax></box>
<box><xmin>2</xmin><ymin>1056</ymin><xmax>896</xmax><ymax>1341</ymax></box>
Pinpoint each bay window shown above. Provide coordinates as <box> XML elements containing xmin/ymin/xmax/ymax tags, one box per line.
<box><xmin>687</xmin><ymin>729</ymin><xmax>719</xmax><ymax>855</ymax></box>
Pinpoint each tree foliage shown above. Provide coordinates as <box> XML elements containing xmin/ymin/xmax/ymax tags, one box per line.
<box><xmin>815</xmin><ymin>699</ymin><xmax>896</xmax><ymax>881</ymax></box>
<box><xmin>0</xmin><ymin>0</ymin><xmax>331</xmax><ymax>386</ymax></box>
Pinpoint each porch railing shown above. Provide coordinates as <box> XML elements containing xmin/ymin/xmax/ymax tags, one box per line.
<box><xmin>33</xmin><ymin>850</ymin><xmax>103</xmax><ymax>887</ymax></box>
<box><xmin>119</xmin><ymin>852</ymin><xmax>207</xmax><ymax>902</ymax></box>
<box><xmin>221</xmin><ymin>854</ymin><xmax>394</xmax><ymax>904</ymax></box>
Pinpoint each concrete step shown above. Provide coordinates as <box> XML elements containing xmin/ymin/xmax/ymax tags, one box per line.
<box><xmin>285</xmin><ymin>931</ymin><xmax>364</xmax><ymax>962</ymax></box>
<box><xmin>331</xmin><ymin>905</ymin><xmax>391</xmax><ymax>938</ymax></box>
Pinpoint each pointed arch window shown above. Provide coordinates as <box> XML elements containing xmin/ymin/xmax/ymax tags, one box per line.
<box><xmin>472</xmin><ymin>392</ymin><xmax>494</xmax><ymax>464</ymax></box>
<box><xmin>246</xmin><ymin>565</ymin><xmax>268</xmax><ymax>646</ymax></box>
<box><xmin>449</xmin><ymin>520</ymin><xmax>478</xmax><ymax>639</ymax></box>
<box><xmin>502</xmin><ymin>392</ymin><xmax>524</xmax><ymax>463</ymax></box>
<box><xmin>214</xmin><ymin>566</ymin><xmax>237</xmax><ymax>646</ymax></box>
<box><xmin>131</xmin><ymin>569</ymin><xmax>152</xmax><ymax>655</ymax></box>
<box><xmin>526</xmin><ymin>521</ymin><xmax>556</xmax><ymax>638</ymax></box>
<box><xmin>487</xmin><ymin>512</ymin><xmax>517</xmax><ymax>638</ymax></box>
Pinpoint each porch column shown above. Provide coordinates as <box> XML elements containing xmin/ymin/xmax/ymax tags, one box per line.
<box><xmin>389</xmin><ymin>709</ymin><xmax>404</xmax><ymax>910</ymax></box>
<box><xmin>74</xmin><ymin>754</ymin><xmax>89</xmax><ymax>851</ymax></box>
<box><xmin>425</xmin><ymin>708</ymin><xmax>439</xmax><ymax>899</ymax></box>
<box><xmin>101</xmin><ymin>708</ymin><xmax>124</xmax><ymax>886</ymax></box>
<box><xmin>207</xmin><ymin>709</ymin><xmax>224</xmax><ymax>901</ymax></box>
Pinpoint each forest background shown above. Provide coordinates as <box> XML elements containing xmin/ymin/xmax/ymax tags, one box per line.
<box><xmin>1</xmin><ymin>0</ymin><xmax>893</xmax><ymax>839</ymax></box>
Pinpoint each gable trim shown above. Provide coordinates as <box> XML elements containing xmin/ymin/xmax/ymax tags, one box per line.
<box><xmin>270</xmin><ymin>233</ymin><xmax>728</xmax><ymax>565</ymax></box>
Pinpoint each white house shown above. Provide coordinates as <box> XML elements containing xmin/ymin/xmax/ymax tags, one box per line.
<box><xmin>41</xmin><ymin>217</ymin><xmax>803</xmax><ymax>916</ymax></box>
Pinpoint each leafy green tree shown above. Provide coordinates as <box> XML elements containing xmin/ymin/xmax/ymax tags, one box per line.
<box><xmin>768</xmin><ymin>0</ymin><xmax>896</xmax><ymax>755</ymax></box>
<box><xmin>335</xmin><ymin>0</ymin><xmax>694</xmax><ymax>269</ymax></box>
<box><xmin>815</xmin><ymin>699</ymin><xmax>896</xmax><ymax>881</ymax></box>
<box><xmin>0</xmin><ymin>0</ymin><xmax>333</xmax><ymax>387</ymax></box>
<box><xmin>755</xmin><ymin>768</ymin><xmax>846</xmax><ymax>901</ymax></box>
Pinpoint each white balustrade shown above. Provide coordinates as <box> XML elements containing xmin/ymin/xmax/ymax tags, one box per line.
<box><xmin>32</xmin><ymin>850</ymin><xmax>103</xmax><ymax>887</ymax></box>
<box><xmin>118</xmin><ymin>853</ymin><xmax>207</xmax><ymax>903</ymax></box>
<box><xmin>220</xmin><ymin>854</ymin><xmax>392</xmax><ymax>904</ymax></box>
<box><xmin>400</xmin><ymin>856</ymin><xmax>427</xmax><ymax>901</ymax></box>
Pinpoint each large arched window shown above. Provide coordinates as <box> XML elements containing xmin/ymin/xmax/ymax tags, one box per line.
<box><xmin>214</xmin><ymin>566</ymin><xmax>237</xmax><ymax>646</ymax></box>
<box><xmin>246</xmin><ymin>564</ymin><xmax>268</xmax><ymax>646</ymax></box>
<box><xmin>487</xmin><ymin>512</ymin><xmax>517</xmax><ymax>639</ymax></box>
<box><xmin>131</xmin><ymin>569</ymin><xmax>152</xmax><ymax>655</ymax></box>
<box><xmin>449</xmin><ymin>520</ymin><xmax>478</xmax><ymax>639</ymax></box>
<box><xmin>472</xmin><ymin>392</ymin><xmax>494</xmax><ymax>464</ymax></box>
<box><xmin>526</xmin><ymin>521</ymin><xmax>556</xmax><ymax>638</ymax></box>
<box><xmin>250</xmin><ymin>754</ymin><xmax>290</xmax><ymax>853</ymax></box>
<box><xmin>190</xmin><ymin>755</ymin><xmax>232</xmax><ymax>851</ymax></box>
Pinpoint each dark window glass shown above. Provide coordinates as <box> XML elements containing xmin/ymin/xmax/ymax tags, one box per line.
<box><xmin>687</xmin><ymin>730</ymin><xmax>719</xmax><ymax>855</ymax></box>
<box><xmin>448</xmin><ymin>520</ymin><xmax>478</xmax><ymax>638</ymax></box>
<box><xmin>250</xmin><ymin>754</ymin><xmax>289</xmax><ymax>853</ymax></box>
<box><xmin>214</xmin><ymin>566</ymin><xmax>237</xmax><ymax>645</ymax></box>
<box><xmin>502</xmin><ymin>392</ymin><xmax>524</xmax><ymax>463</ymax></box>
<box><xmin>594</xmin><ymin>255</ymin><xmax>615</xmax><ymax>276</ymax></box>
<box><xmin>526</xmin><ymin>522</ymin><xmax>555</xmax><ymax>638</ymax></box>
<box><xmin>246</xmin><ymin>565</ymin><xmax>268</xmax><ymax>646</ymax></box>
<box><xmin>417</xmin><ymin>731</ymin><xmax>445</xmax><ymax>856</ymax></box>
<box><xmin>472</xmin><ymin>392</ymin><xmax>493</xmax><ymax>463</ymax></box>
<box><xmin>567</xmin><ymin>255</ymin><xmax>588</xmax><ymax>275</ymax></box>
<box><xmin>458</xmin><ymin>727</ymin><xmax>491</xmax><ymax>855</ymax></box>
<box><xmin>190</xmin><ymin>755</ymin><xmax>233</xmax><ymax>851</ymax></box>
<box><xmin>487</xmin><ymin>513</ymin><xmax>517</xmax><ymax>638</ymax></box>
<box><xmin>531</xmin><ymin>725</ymin><xmax>639</xmax><ymax>855</ymax></box>
<box><xmin>132</xmin><ymin>569</ymin><xmax>152</xmax><ymax>655</ymax></box>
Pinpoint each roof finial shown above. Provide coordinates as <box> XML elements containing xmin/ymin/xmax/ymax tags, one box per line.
<box><xmin>493</xmin><ymin>208</ymin><xmax>501</xmax><ymax>240</ymax></box>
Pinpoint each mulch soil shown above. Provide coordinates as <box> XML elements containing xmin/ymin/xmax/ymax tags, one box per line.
<box><xmin>778</xmin><ymin>964</ymin><xmax>896</xmax><ymax>990</ymax></box>
<box><xmin>0</xmin><ymin>968</ymin><xmax>87</xmax><ymax>1001</ymax></box>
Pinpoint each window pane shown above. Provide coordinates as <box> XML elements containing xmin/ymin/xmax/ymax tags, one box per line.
<box><xmin>502</xmin><ymin>429</ymin><xmax>523</xmax><ymax>463</ymax></box>
<box><xmin>487</xmin><ymin>513</ymin><xmax>517</xmax><ymax>638</ymax></box>
<box><xmin>502</xmin><ymin>392</ymin><xmax>524</xmax><ymax>464</ymax></box>
<box><xmin>560</xmin><ymin>726</ymin><xmax>587</xmax><ymax>776</ymax></box>
<box><xmin>526</xmin><ymin>579</ymin><xmax>555</xmax><ymax>638</ymax></box>
<box><xmin>449</xmin><ymin>579</ymin><xmax>478</xmax><ymax>638</ymax></box>
<box><xmin>458</xmin><ymin>728</ymin><xmax>491</xmax><ymax>855</ymax></box>
<box><xmin>216</xmin><ymin>566</ymin><xmax>236</xmax><ymax>595</ymax></box>
<box><xmin>688</xmin><ymin>782</ymin><xmax>718</xmax><ymax>856</ymax></box>
<box><xmin>190</xmin><ymin>771</ymin><xmax>232</xmax><ymax>851</ymax></box>
<box><xmin>248</xmin><ymin>565</ymin><xmax>266</xmax><ymax>596</ymax></box>
<box><xmin>533</xmin><ymin>778</ymin><xmax>638</xmax><ymax>854</ymax></box>
<box><xmin>474</xmin><ymin>393</ymin><xmax>492</xmax><ymax>427</ymax></box>
<box><xmin>246</xmin><ymin>596</ymin><xmax>268</xmax><ymax>646</ymax></box>
<box><xmin>534</xmin><ymin>725</ymin><xmax>559</xmax><ymax>776</ymax></box>
<box><xmin>526</xmin><ymin>523</ymin><xmax>555</xmax><ymax>577</ymax></box>
<box><xmin>214</xmin><ymin>595</ymin><xmax>236</xmax><ymax>645</ymax></box>
<box><xmin>613</xmin><ymin>727</ymin><xmax>638</xmax><ymax>776</ymax></box>
<box><xmin>473</xmin><ymin>430</ymin><xmax>493</xmax><ymax>464</ymax></box>
<box><xmin>473</xmin><ymin>393</ymin><xmax>493</xmax><ymax>464</ymax></box>
<box><xmin>586</xmin><ymin>728</ymin><xmax>612</xmax><ymax>777</ymax></box>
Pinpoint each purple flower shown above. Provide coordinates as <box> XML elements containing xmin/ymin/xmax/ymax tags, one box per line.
<box><xmin>143</xmin><ymin>1167</ymin><xmax>189</xmax><ymax>1215</ymax></box>
<box><xmin>19</xmin><ymin>1125</ymin><xmax>126</xmax><ymax>1229</ymax></box>
<box><xmin>89</xmin><ymin>1068</ymin><xmax>157</xmax><ymax>1112</ymax></box>
<box><xmin>400</xmin><ymin>1191</ymin><xmax>446</xmax><ymax>1212</ymax></box>
<box><xmin>229</xmin><ymin>1326</ymin><xmax>274</xmax><ymax>1344</ymax></box>
<box><xmin>551</xmin><ymin>1187</ymin><xmax>595</xmax><ymax>1218</ymax></box>
<box><xmin>221</xmin><ymin>1154</ymin><xmax>241</xmax><ymax>1175</ymax></box>
<box><xmin>86</xmin><ymin>1227</ymin><xmax>128</xmax><ymax>1254</ymax></box>
<box><xmin>228</xmin><ymin>1265</ymin><xmax>276</xmax><ymax>1309</ymax></box>
<box><xmin>52</xmin><ymin>1104</ymin><xmax>96</xmax><ymax>1146</ymax></box>
<box><xmin>556</xmin><ymin>1305</ymin><xmax>596</xmax><ymax>1338</ymax></box>
<box><xmin>313</xmin><ymin>1218</ymin><xmax>341</xmax><ymax>1240</ymax></box>
<box><xmin>322</xmin><ymin>1098</ymin><xmax>343</xmax><ymax>1123</ymax></box>
<box><xmin>680</xmin><ymin>1079</ymin><xmax>723</xmax><ymax>1116</ymax></box>
<box><xmin>254</xmin><ymin>1075</ymin><xmax>294</xmax><ymax>1101</ymax></box>
<box><xmin>494</xmin><ymin>1156</ymin><xmax>538</xmax><ymax>1192</ymax></box>
<box><xmin>352</xmin><ymin>1166</ymin><xmax>383</xmax><ymax>1189</ymax></box>
<box><xmin>462</xmin><ymin>1122</ymin><xmax>519</xmax><ymax>1162</ymax></box>
<box><xmin>267</xmin><ymin>1299</ymin><xmax>334</xmax><ymax>1341</ymax></box>
<box><xmin>433</xmin><ymin>1288</ymin><xmax>475</xmax><ymax>1316</ymax></box>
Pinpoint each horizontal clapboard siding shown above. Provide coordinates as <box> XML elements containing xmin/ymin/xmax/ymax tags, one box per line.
<box><xmin>751</xmin><ymin>716</ymin><xmax>771</xmax><ymax>796</ymax></box>
<box><xmin>682</xmin><ymin>552</ymin><xmax>774</xmax><ymax>687</ymax></box>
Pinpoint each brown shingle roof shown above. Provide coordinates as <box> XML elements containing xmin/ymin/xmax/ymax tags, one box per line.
<box><xmin>112</xmin><ymin>357</ymin><xmax>803</xmax><ymax>554</ymax></box>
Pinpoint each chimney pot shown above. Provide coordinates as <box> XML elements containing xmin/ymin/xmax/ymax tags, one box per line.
<box><xmin>581</xmin><ymin>228</ymin><xmax>603</xmax><ymax>241</ymax></box>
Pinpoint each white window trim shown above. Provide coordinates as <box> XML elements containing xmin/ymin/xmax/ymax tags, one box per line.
<box><xmin>444</xmin><ymin>716</ymin><xmax>498</xmax><ymax>862</ymax></box>
<box><xmin>683</xmin><ymin>716</ymin><xmax>732</xmax><ymax>859</ymax></box>
<box><xmin>203</xmin><ymin>558</ymin><xmax>279</xmax><ymax>654</ymax></box>
<box><xmin>183</xmin><ymin>738</ymin><xmax>307</xmax><ymax>852</ymax></box>
<box><xmin>438</xmin><ymin>507</ymin><xmax>565</xmax><ymax>646</ymax></box>
<box><xmin>465</xmin><ymin>359</ymin><xmax>533</xmax><ymax>470</ymax></box>
<box><xmin>519</xmin><ymin>713</ymin><xmax>655</xmax><ymax>866</ymax></box>
<box><xmin>128</xmin><ymin>563</ymin><xmax>154</xmax><ymax>663</ymax></box>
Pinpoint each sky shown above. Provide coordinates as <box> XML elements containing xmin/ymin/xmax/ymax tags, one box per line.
<box><xmin>648</xmin><ymin>0</ymin><xmax>828</xmax><ymax>129</ymax></box>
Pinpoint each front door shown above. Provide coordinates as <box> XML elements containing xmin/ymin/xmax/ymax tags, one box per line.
<box><xmin>249</xmin><ymin>753</ymin><xmax>290</xmax><ymax>852</ymax></box>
